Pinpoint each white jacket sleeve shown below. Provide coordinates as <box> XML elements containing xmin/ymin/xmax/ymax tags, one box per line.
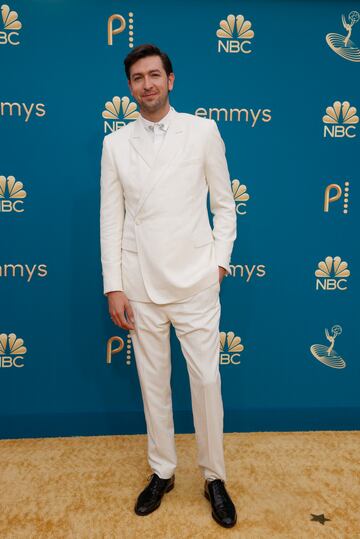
<box><xmin>204</xmin><ymin>120</ymin><xmax>237</xmax><ymax>274</ymax></box>
<box><xmin>100</xmin><ymin>136</ymin><xmax>125</xmax><ymax>295</ymax></box>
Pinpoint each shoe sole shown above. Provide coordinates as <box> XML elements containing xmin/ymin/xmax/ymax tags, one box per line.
<box><xmin>134</xmin><ymin>481</ymin><xmax>175</xmax><ymax>516</ymax></box>
<box><xmin>204</xmin><ymin>490</ymin><xmax>237</xmax><ymax>528</ymax></box>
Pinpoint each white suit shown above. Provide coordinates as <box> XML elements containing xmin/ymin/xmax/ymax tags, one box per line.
<box><xmin>100</xmin><ymin>107</ymin><xmax>236</xmax><ymax>481</ymax></box>
<box><xmin>100</xmin><ymin>107</ymin><xmax>236</xmax><ymax>303</ymax></box>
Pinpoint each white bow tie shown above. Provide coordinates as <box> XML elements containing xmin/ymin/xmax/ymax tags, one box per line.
<box><xmin>146</xmin><ymin>122</ymin><xmax>168</xmax><ymax>133</ymax></box>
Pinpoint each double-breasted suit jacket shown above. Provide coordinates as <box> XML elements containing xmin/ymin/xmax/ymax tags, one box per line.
<box><xmin>100</xmin><ymin>108</ymin><xmax>236</xmax><ymax>304</ymax></box>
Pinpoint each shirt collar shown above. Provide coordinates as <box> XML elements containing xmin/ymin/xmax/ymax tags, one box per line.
<box><xmin>139</xmin><ymin>105</ymin><xmax>175</xmax><ymax>133</ymax></box>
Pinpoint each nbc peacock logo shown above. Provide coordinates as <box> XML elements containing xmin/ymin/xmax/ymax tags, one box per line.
<box><xmin>0</xmin><ymin>175</ymin><xmax>26</xmax><ymax>213</ymax></box>
<box><xmin>216</xmin><ymin>14</ymin><xmax>254</xmax><ymax>54</ymax></box>
<box><xmin>326</xmin><ymin>11</ymin><xmax>360</xmax><ymax>62</ymax></box>
<box><xmin>323</xmin><ymin>101</ymin><xmax>358</xmax><ymax>138</ymax></box>
<box><xmin>232</xmin><ymin>179</ymin><xmax>250</xmax><ymax>215</ymax></box>
<box><xmin>310</xmin><ymin>325</ymin><xmax>346</xmax><ymax>369</ymax></box>
<box><xmin>315</xmin><ymin>256</ymin><xmax>350</xmax><ymax>291</ymax></box>
<box><xmin>0</xmin><ymin>333</ymin><xmax>27</xmax><ymax>368</ymax></box>
<box><xmin>102</xmin><ymin>95</ymin><xmax>139</xmax><ymax>134</ymax></box>
<box><xmin>220</xmin><ymin>331</ymin><xmax>244</xmax><ymax>365</ymax></box>
<box><xmin>0</xmin><ymin>4</ymin><xmax>21</xmax><ymax>46</ymax></box>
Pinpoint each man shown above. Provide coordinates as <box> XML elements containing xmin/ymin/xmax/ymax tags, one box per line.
<box><xmin>100</xmin><ymin>43</ymin><xmax>237</xmax><ymax>528</ymax></box>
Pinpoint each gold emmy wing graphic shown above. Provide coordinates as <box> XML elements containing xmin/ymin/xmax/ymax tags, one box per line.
<box><xmin>310</xmin><ymin>326</ymin><xmax>346</xmax><ymax>368</ymax></box>
<box><xmin>326</xmin><ymin>11</ymin><xmax>360</xmax><ymax>62</ymax></box>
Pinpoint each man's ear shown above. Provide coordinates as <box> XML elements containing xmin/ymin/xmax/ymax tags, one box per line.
<box><xmin>168</xmin><ymin>74</ymin><xmax>175</xmax><ymax>92</ymax></box>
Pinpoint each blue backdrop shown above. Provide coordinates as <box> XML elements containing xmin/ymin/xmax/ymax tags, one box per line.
<box><xmin>1</xmin><ymin>0</ymin><xmax>359</xmax><ymax>438</ymax></box>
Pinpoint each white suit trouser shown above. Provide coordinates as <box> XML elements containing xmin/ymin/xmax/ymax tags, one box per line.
<box><xmin>128</xmin><ymin>281</ymin><xmax>226</xmax><ymax>482</ymax></box>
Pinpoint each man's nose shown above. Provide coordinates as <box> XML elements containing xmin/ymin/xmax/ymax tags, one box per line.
<box><xmin>143</xmin><ymin>76</ymin><xmax>154</xmax><ymax>90</ymax></box>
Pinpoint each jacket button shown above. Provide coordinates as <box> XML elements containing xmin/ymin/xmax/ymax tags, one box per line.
<box><xmin>135</xmin><ymin>219</ymin><xmax>140</xmax><ymax>225</ymax></box>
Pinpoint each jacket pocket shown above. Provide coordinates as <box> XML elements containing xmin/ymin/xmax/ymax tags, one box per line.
<box><xmin>121</xmin><ymin>238</ymin><xmax>138</xmax><ymax>253</ymax></box>
<box><xmin>179</xmin><ymin>157</ymin><xmax>203</xmax><ymax>167</ymax></box>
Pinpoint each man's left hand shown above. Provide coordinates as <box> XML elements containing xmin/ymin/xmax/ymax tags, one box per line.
<box><xmin>218</xmin><ymin>266</ymin><xmax>228</xmax><ymax>284</ymax></box>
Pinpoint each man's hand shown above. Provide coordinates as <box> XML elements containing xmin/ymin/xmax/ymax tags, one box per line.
<box><xmin>218</xmin><ymin>266</ymin><xmax>228</xmax><ymax>284</ymax></box>
<box><xmin>106</xmin><ymin>291</ymin><xmax>135</xmax><ymax>330</ymax></box>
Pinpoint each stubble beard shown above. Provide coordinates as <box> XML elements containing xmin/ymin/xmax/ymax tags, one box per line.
<box><xmin>139</xmin><ymin>88</ymin><xmax>169</xmax><ymax>115</ymax></box>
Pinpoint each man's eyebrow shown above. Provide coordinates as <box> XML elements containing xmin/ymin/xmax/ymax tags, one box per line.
<box><xmin>131</xmin><ymin>69</ymin><xmax>161</xmax><ymax>77</ymax></box>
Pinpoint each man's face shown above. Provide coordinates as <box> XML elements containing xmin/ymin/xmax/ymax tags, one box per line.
<box><xmin>128</xmin><ymin>55</ymin><xmax>175</xmax><ymax>114</ymax></box>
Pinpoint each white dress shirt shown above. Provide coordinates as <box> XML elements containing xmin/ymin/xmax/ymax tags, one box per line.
<box><xmin>138</xmin><ymin>106</ymin><xmax>175</xmax><ymax>155</ymax></box>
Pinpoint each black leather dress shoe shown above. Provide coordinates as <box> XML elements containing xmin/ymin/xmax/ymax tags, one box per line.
<box><xmin>134</xmin><ymin>473</ymin><xmax>175</xmax><ymax>516</ymax></box>
<box><xmin>204</xmin><ymin>479</ymin><xmax>237</xmax><ymax>528</ymax></box>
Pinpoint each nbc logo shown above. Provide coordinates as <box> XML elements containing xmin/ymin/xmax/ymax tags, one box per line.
<box><xmin>324</xmin><ymin>181</ymin><xmax>350</xmax><ymax>214</ymax></box>
<box><xmin>106</xmin><ymin>334</ymin><xmax>133</xmax><ymax>365</ymax></box>
<box><xmin>232</xmin><ymin>179</ymin><xmax>250</xmax><ymax>215</ymax></box>
<box><xmin>326</xmin><ymin>11</ymin><xmax>360</xmax><ymax>62</ymax></box>
<box><xmin>107</xmin><ymin>11</ymin><xmax>134</xmax><ymax>47</ymax></box>
<box><xmin>216</xmin><ymin>14</ymin><xmax>254</xmax><ymax>54</ymax></box>
<box><xmin>0</xmin><ymin>333</ymin><xmax>27</xmax><ymax>368</ymax></box>
<box><xmin>0</xmin><ymin>175</ymin><xmax>26</xmax><ymax>212</ymax></box>
<box><xmin>323</xmin><ymin>101</ymin><xmax>358</xmax><ymax>138</ymax></box>
<box><xmin>0</xmin><ymin>4</ymin><xmax>21</xmax><ymax>46</ymax></box>
<box><xmin>102</xmin><ymin>96</ymin><xmax>139</xmax><ymax>134</ymax></box>
<box><xmin>310</xmin><ymin>325</ymin><xmax>346</xmax><ymax>369</ymax></box>
<box><xmin>220</xmin><ymin>331</ymin><xmax>244</xmax><ymax>365</ymax></box>
<box><xmin>315</xmin><ymin>256</ymin><xmax>350</xmax><ymax>291</ymax></box>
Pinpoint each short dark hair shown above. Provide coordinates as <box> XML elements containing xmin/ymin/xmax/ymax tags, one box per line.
<box><xmin>124</xmin><ymin>43</ymin><xmax>173</xmax><ymax>80</ymax></box>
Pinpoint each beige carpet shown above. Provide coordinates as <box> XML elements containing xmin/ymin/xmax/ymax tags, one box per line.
<box><xmin>0</xmin><ymin>431</ymin><xmax>359</xmax><ymax>538</ymax></box>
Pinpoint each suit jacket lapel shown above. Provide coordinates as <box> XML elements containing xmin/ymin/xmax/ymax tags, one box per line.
<box><xmin>129</xmin><ymin>110</ymin><xmax>185</xmax><ymax>217</ymax></box>
<box><xmin>129</xmin><ymin>116</ymin><xmax>156</xmax><ymax>169</ymax></box>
